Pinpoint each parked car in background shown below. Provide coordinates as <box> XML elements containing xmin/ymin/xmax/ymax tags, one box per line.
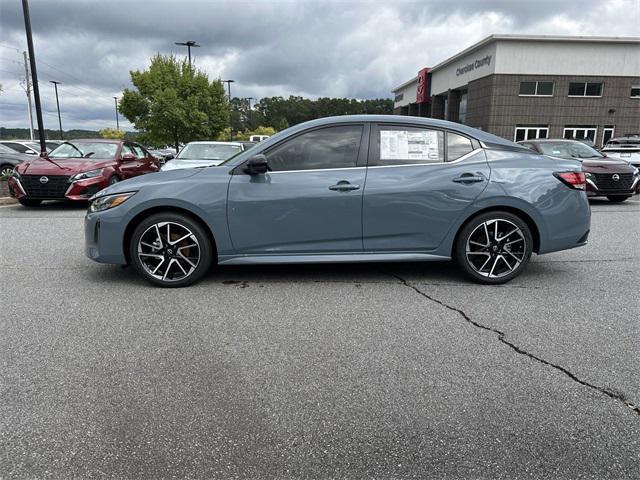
<box><xmin>0</xmin><ymin>139</ymin><xmax>63</xmax><ymax>155</ymax></box>
<box><xmin>518</xmin><ymin>139</ymin><xmax>640</xmax><ymax>202</ymax></box>
<box><xmin>148</xmin><ymin>148</ymin><xmax>176</xmax><ymax>164</ymax></box>
<box><xmin>85</xmin><ymin>115</ymin><xmax>591</xmax><ymax>287</ymax></box>
<box><xmin>161</xmin><ymin>141</ymin><xmax>245</xmax><ymax>171</ymax></box>
<box><xmin>0</xmin><ymin>143</ymin><xmax>31</xmax><ymax>177</ymax></box>
<box><xmin>238</xmin><ymin>141</ymin><xmax>257</xmax><ymax>151</ymax></box>
<box><xmin>8</xmin><ymin>139</ymin><xmax>160</xmax><ymax>206</ymax></box>
<box><xmin>249</xmin><ymin>135</ymin><xmax>270</xmax><ymax>142</ymax></box>
<box><xmin>602</xmin><ymin>137</ymin><xmax>640</xmax><ymax>169</ymax></box>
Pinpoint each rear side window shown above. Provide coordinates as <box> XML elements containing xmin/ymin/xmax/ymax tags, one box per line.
<box><xmin>371</xmin><ymin>126</ymin><xmax>444</xmax><ymax>166</ymax></box>
<box><xmin>4</xmin><ymin>142</ymin><xmax>30</xmax><ymax>153</ymax></box>
<box><xmin>447</xmin><ymin>132</ymin><xmax>474</xmax><ymax>161</ymax></box>
<box><xmin>265</xmin><ymin>125</ymin><xmax>363</xmax><ymax>172</ymax></box>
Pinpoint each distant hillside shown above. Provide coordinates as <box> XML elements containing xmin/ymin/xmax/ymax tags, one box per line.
<box><xmin>0</xmin><ymin>127</ymin><xmax>139</xmax><ymax>141</ymax></box>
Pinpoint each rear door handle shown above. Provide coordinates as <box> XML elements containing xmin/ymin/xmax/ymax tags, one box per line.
<box><xmin>329</xmin><ymin>181</ymin><xmax>360</xmax><ymax>192</ymax></box>
<box><xmin>452</xmin><ymin>173</ymin><xmax>485</xmax><ymax>184</ymax></box>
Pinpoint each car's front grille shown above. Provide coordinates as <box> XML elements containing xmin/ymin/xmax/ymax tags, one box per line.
<box><xmin>20</xmin><ymin>174</ymin><xmax>71</xmax><ymax>198</ymax></box>
<box><xmin>592</xmin><ymin>172</ymin><xmax>634</xmax><ymax>191</ymax></box>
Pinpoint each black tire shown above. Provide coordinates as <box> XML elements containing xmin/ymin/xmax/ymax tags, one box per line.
<box><xmin>455</xmin><ymin>211</ymin><xmax>533</xmax><ymax>285</ymax></box>
<box><xmin>108</xmin><ymin>176</ymin><xmax>120</xmax><ymax>186</ymax></box>
<box><xmin>606</xmin><ymin>196</ymin><xmax>630</xmax><ymax>203</ymax></box>
<box><xmin>129</xmin><ymin>212</ymin><xmax>214</xmax><ymax>287</ymax></box>
<box><xmin>0</xmin><ymin>164</ymin><xmax>14</xmax><ymax>178</ymax></box>
<box><xmin>18</xmin><ymin>198</ymin><xmax>42</xmax><ymax>207</ymax></box>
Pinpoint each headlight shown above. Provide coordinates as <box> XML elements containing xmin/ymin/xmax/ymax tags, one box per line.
<box><xmin>88</xmin><ymin>192</ymin><xmax>135</xmax><ymax>213</ymax></box>
<box><xmin>584</xmin><ymin>172</ymin><xmax>593</xmax><ymax>179</ymax></box>
<box><xmin>71</xmin><ymin>168</ymin><xmax>103</xmax><ymax>181</ymax></box>
<box><xmin>11</xmin><ymin>169</ymin><xmax>21</xmax><ymax>179</ymax></box>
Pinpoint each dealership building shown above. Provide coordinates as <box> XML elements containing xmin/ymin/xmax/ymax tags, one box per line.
<box><xmin>392</xmin><ymin>35</ymin><xmax>640</xmax><ymax>146</ymax></box>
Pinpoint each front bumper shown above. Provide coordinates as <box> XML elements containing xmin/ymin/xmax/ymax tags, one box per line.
<box><xmin>9</xmin><ymin>174</ymin><xmax>109</xmax><ymax>201</ymax></box>
<box><xmin>84</xmin><ymin>209</ymin><xmax>128</xmax><ymax>265</ymax></box>
<box><xmin>585</xmin><ymin>175</ymin><xmax>639</xmax><ymax>197</ymax></box>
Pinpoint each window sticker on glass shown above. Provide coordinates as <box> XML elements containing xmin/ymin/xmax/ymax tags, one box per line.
<box><xmin>380</xmin><ymin>130</ymin><xmax>440</xmax><ymax>161</ymax></box>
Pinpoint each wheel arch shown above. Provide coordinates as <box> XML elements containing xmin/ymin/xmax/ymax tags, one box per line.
<box><xmin>122</xmin><ymin>206</ymin><xmax>218</xmax><ymax>265</ymax></box>
<box><xmin>452</xmin><ymin>206</ymin><xmax>541</xmax><ymax>257</ymax></box>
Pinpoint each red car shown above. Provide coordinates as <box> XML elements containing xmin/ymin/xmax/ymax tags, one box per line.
<box><xmin>8</xmin><ymin>139</ymin><xmax>160</xmax><ymax>206</ymax></box>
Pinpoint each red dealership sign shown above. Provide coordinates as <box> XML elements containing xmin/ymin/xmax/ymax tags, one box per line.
<box><xmin>416</xmin><ymin>67</ymin><xmax>431</xmax><ymax>104</ymax></box>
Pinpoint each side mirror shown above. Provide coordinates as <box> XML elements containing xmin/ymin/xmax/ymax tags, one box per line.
<box><xmin>122</xmin><ymin>153</ymin><xmax>136</xmax><ymax>162</ymax></box>
<box><xmin>244</xmin><ymin>154</ymin><xmax>269</xmax><ymax>175</ymax></box>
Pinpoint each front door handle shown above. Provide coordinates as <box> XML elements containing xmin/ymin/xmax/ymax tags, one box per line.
<box><xmin>329</xmin><ymin>181</ymin><xmax>360</xmax><ymax>192</ymax></box>
<box><xmin>452</xmin><ymin>173</ymin><xmax>485</xmax><ymax>184</ymax></box>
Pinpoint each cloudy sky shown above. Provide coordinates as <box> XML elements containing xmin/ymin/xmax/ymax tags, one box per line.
<box><xmin>0</xmin><ymin>0</ymin><xmax>638</xmax><ymax>131</ymax></box>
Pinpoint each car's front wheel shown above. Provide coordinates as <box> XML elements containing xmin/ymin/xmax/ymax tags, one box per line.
<box><xmin>0</xmin><ymin>164</ymin><xmax>14</xmax><ymax>178</ymax></box>
<box><xmin>455</xmin><ymin>211</ymin><xmax>533</xmax><ymax>284</ymax></box>
<box><xmin>130</xmin><ymin>212</ymin><xmax>214</xmax><ymax>287</ymax></box>
<box><xmin>606</xmin><ymin>195</ymin><xmax>630</xmax><ymax>203</ymax></box>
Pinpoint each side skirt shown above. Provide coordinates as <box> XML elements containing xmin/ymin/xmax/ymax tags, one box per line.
<box><xmin>217</xmin><ymin>252</ymin><xmax>451</xmax><ymax>265</ymax></box>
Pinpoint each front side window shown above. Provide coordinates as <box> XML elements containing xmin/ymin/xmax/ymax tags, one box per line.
<box><xmin>371</xmin><ymin>126</ymin><xmax>444</xmax><ymax>166</ymax></box>
<box><xmin>519</xmin><ymin>81</ymin><xmax>553</xmax><ymax>96</ymax></box>
<box><xmin>132</xmin><ymin>145</ymin><xmax>146</xmax><ymax>158</ymax></box>
<box><xmin>265</xmin><ymin>125</ymin><xmax>363</xmax><ymax>172</ymax></box>
<box><xmin>447</xmin><ymin>132</ymin><xmax>474</xmax><ymax>161</ymax></box>
<box><xmin>568</xmin><ymin>82</ymin><xmax>603</xmax><ymax>97</ymax></box>
<box><xmin>4</xmin><ymin>142</ymin><xmax>30</xmax><ymax>153</ymax></box>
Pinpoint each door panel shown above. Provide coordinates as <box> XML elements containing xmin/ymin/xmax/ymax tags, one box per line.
<box><xmin>227</xmin><ymin>124</ymin><xmax>367</xmax><ymax>254</ymax></box>
<box><xmin>363</xmin><ymin>124</ymin><xmax>490</xmax><ymax>251</ymax></box>
<box><xmin>228</xmin><ymin>169</ymin><xmax>366</xmax><ymax>253</ymax></box>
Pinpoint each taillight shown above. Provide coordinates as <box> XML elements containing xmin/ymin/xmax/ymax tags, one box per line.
<box><xmin>554</xmin><ymin>171</ymin><xmax>586</xmax><ymax>190</ymax></box>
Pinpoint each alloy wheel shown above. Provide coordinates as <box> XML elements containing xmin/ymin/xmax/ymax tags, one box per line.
<box><xmin>465</xmin><ymin>219</ymin><xmax>527</xmax><ymax>278</ymax></box>
<box><xmin>0</xmin><ymin>165</ymin><xmax>14</xmax><ymax>177</ymax></box>
<box><xmin>137</xmin><ymin>221</ymin><xmax>200</xmax><ymax>282</ymax></box>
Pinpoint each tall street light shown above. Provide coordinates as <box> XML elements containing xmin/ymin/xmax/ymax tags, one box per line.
<box><xmin>50</xmin><ymin>80</ymin><xmax>63</xmax><ymax>140</ymax></box>
<box><xmin>21</xmin><ymin>0</ymin><xmax>46</xmax><ymax>154</ymax></box>
<box><xmin>175</xmin><ymin>40</ymin><xmax>200</xmax><ymax>66</ymax></box>
<box><xmin>113</xmin><ymin>96</ymin><xmax>119</xmax><ymax>130</ymax></box>
<box><xmin>223</xmin><ymin>79</ymin><xmax>235</xmax><ymax>140</ymax></box>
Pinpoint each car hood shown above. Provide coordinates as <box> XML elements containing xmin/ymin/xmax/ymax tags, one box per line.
<box><xmin>581</xmin><ymin>158</ymin><xmax>637</xmax><ymax>172</ymax></box>
<box><xmin>16</xmin><ymin>157</ymin><xmax>113</xmax><ymax>175</ymax></box>
<box><xmin>161</xmin><ymin>159</ymin><xmax>223</xmax><ymax>171</ymax></box>
<box><xmin>95</xmin><ymin>168</ymin><xmax>205</xmax><ymax>197</ymax></box>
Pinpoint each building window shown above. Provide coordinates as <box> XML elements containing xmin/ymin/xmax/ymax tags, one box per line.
<box><xmin>394</xmin><ymin>92</ymin><xmax>404</xmax><ymax>102</ymax></box>
<box><xmin>563</xmin><ymin>126</ymin><xmax>598</xmax><ymax>142</ymax></box>
<box><xmin>514</xmin><ymin>126</ymin><xmax>549</xmax><ymax>142</ymax></box>
<box><xmin>602</xmin><ymin>126</ymin><xmax>615</xmax><ymax>146</ymax></box>
<box><xmin>631</xmin><ymin>86</ymin><xmax>640</xmax><ymax>98</ymax></box>
<box><xmin>568</xmin><ymin>82</ymin><xmax>603</xmax><ymax>97</ymax></box>
<box><xmin>519</xmin><ymin>81</ymin><xmax>554</xmax><ymax>96</ymax></box>
<box><xmin>458</xmin><ymin>92</ymin><xmax>468</xmax><ymax>124</ymax></box>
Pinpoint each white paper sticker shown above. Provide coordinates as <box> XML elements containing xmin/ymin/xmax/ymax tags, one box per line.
<box><xmin>380</xmin><ymin>130</ymin><xmax>440</xmax><ymax>161</ymax></box>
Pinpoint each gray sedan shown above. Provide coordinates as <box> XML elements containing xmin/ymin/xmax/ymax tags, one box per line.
<box><xmin>85</xmin><ymin>115</ymin><xmax>591</xmax><ymax>287</ymax></box>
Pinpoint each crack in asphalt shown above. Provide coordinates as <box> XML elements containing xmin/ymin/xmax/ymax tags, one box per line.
<box><xmin>388</xmin><ymin>272</ymin><xmax>640</xmax><ymax>418</ymax></box>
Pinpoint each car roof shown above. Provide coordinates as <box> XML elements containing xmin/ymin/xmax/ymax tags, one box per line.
<box><xmin>265</xmin><ymin>115</ymin><xmax>525</xmax><ymax>150</ymax></box>
<box><xmin>518</xmin><ymin>138</ymin><xmax>585</xmax><ymax>144</ymax></box>
<box><xmin>68</xmin><ymin>138</ymin><xmax>123</xmax><ymax>143</ymax></box>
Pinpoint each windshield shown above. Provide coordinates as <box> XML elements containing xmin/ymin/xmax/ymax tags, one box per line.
<box><xmin>50</xmin><ymin>141</ymin><xmax>119</xmax><ymax>159</ymax></box>
<box><xmin>177</xmin><ymin>143</ymin><xmax>242</xmax><ymax>161</ymax></box>
<box><xmin>537</xmin><ymin>142</ymin><xmax>604</xmax><ymax>159</ymax></box>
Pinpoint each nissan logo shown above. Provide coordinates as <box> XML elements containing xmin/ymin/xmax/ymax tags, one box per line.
<box><xmin>612</xmin><ymin>174</ymin><xmax>620</xmax><ymax>182</ymax></box>
<box><xmin>39</xmin><ymin>176</ymin><xmax>49</xmax><ymax>184</ymax></box>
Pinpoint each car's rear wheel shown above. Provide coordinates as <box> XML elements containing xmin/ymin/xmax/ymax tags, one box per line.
<box><xmin>130</xmin><ymin>212</ymin><xmax>213</xmax><ymax>287</ymax></box>
<box><xmin>606</xmin><ymin>195</ymin><xmax>630</xmax><ymax>203</ymax></box>
<box><xmin>18</xmin><ymin>198</ymin><xmax>42</xmax><ymax>207</ymax></box>
<box><xmin>455</xmin><ymin>211</ymin><xmax>533</xmax><ymax>284</ymax></box>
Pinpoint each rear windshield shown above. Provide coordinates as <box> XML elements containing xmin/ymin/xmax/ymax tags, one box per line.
<box><xmin>177</xmin><ymin>143</ymin><xmax>242</xmax><ymax>161</ymax></box>
<box><xmin>537</xmin><ymin>142</ymin><xmax>604</xmax><ymax>159</ymax></box>
<box><xmin>50</xmin><ymin>142</ymin><xmax>119</xmax><ymax>159</ymax></box>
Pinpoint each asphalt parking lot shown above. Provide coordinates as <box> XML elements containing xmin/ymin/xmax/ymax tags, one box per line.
<box><xmin>1</xmin><ymin>197</ymin><xmax>639</xmax><ymax>479</ymax></box>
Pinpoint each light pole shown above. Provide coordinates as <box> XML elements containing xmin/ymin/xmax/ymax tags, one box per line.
<box><xmin>175</xmin><ymin>40</ymin><xmax>200</xmax><ymax>66</ymax></box>
<box><xmin>50</xmin><ymin>80</ymin><xmax>63</xmax><ymax>140</ymax></box>
<box><xmin>21</xmin><ymin>0</ymin><xmax>46</xmax><ymax>154</ymax></box>
<box><xmin>247</xmin><ymin>96</ymin><xmax>254</xmax><ymax>128</ymax></box>
<box><xmin>223</xmin><ymin>79</ymin><xmax>235</xmax><ymax>140</ymax></box>
<box><xmin>112</xmin><ymin>96</ymin><xmax>119</xmax><ymax>130</ymax></box>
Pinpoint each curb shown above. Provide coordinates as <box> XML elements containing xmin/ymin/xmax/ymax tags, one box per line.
<box><xmin>0</xmin><ymin>197</ymin><xmax>18</xmax><ymax>206</ymax></box>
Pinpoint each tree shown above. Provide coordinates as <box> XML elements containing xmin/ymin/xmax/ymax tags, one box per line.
<box><xmin>119</xmin><ymin>54</ymin><xmax>229</xmax><ymax>150</ymax></box>
<box><xmin>99</xmin><ymin>128</ymin><xmax>125</xmax><ymax>140</ymax></box>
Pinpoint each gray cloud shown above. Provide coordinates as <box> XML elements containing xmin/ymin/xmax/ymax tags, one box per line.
<box><xmin>0</xmin><ymin>0</ymin><xmax>638</xmax><ymax>130</ymax></box>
